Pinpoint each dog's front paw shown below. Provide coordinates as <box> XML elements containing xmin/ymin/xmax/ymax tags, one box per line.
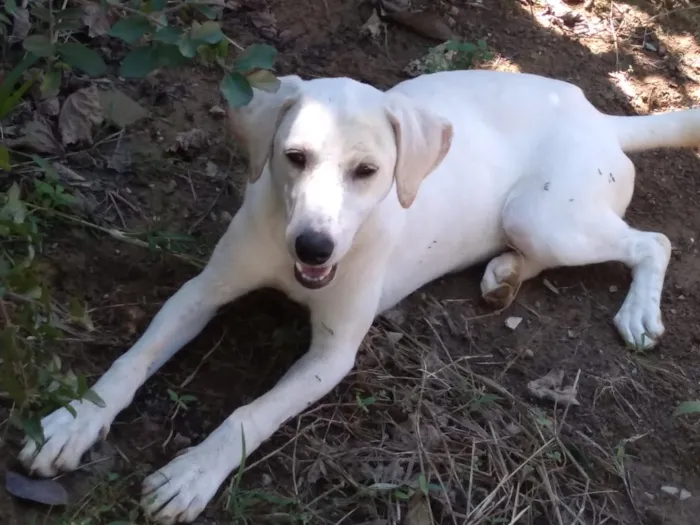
<box><xmin>141</xmin><ymin>414</ymin><xmax>260</xmax><ymax>524</ymax></box>
<box><xmin>18</xmin><ymin>401</ymin><xmax>114</xmax><ymax>477</ymax></box>
<box><xmin>141</xmin><ymin>446</ymin><xmax>230</xmax><ymax>524</ymax></box>
<box><xmin>614</xmin><ymin>290</ymin><xmax>664</xmax><ymax>350</ymax></box>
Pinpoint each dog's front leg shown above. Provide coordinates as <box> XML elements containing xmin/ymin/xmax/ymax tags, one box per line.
<box><xmin>18</xmin><ymin>211</ymin><xmax>269</xmax><ymax>477</ymax></box>
<box><xmin>140</xmin><ymin>279</ymin><xmax>381</xmax><ymax>524</ymax></box>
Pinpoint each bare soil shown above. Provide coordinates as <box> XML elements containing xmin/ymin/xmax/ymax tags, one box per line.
<box><xmin>2</xmin><ymin>0</ymin><xmax>700</xmax><ymax>524</ymax></box>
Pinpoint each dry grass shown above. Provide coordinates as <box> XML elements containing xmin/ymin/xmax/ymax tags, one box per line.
<box><xmin>217</xmin><ymin>313</ymin><xmax>632</xmax><ymax>525</ymax></box>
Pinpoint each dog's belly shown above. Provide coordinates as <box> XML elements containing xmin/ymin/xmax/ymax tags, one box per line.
<box><xmin>378</xmin><ymin>201</ymin><xmax>508</xmax><ymax>313</ymax></box>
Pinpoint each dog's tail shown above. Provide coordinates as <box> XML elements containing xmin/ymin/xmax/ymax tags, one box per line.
<box><xmin>607</xmin><ymin>108</ymin><xmax>700</xmax><ymax>153</ymax></box>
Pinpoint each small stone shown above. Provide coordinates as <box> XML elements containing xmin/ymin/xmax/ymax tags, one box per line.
<box><xmin>609</xmin><ymin>285</ymin><xmax>618</xmax><ymax>293</ymax></box>
<box><xmin>523</xmin><ymin>348</ymin><xmax>534</xmax><ymax>358</ymax></box>
<box><xmin>386</xmin><ymin>331</ymin><xmax>404</xmax><ymax>344</ymax></box>
<box><xmin>505</xmin><ymin>423</ymin><xmax>521</xmax><ymax>435</ymax></box>
<box><xmin>383</xmin><ymin>307</ymin><xmax>406</xmax><ymax>325</ymax></box>
<box><xmin>205</xmin><ymin>161</ymin><xmax>219</xmax><ymax>178</ymax></box>
<box><xmin>567</xmin><ymin>329</ymin><xmax>577</xmax><ymax>339</ymax></box>
<box><xmin>261</xmin><ymin>473</ymin><xmax>273</xmax><ymax>486</ymax></box>
<box><xmin>164</xmin><ymin>179</ymin><xmax>177</xmax><ymax>194</ymax></box>
<box><xmin>220</xmin><ymin>211</ymin><xmax>233</xmax><ymax>224</ymax></box>
<box><xmin>173</xmin><ymin>433</ymin><xmax>192</xmax><ymax>450</ymax></box>
<box><xmin>644</xmin><ymin>492</ymin><xmax>655</xmax><ymax>501</ymax></box>
<box><xmin>38</xmin><ymin>97</ymin><xmax>60</xmax><ymax>117</ymax></box>
<box><xmin>680</xmin><ymin>489</ymin><xmax>692</xmax><ymax>500</ymax></box>
<box><xmin>505</xmin><ymin>316</ymin><xmax>522</xmax><ymax>330</ymax></box>
<box><xmin>209</xmin><ymin>105</ymin><xmax>226</xmax><ymax>117</ymax></box>
<box><xmin>661</xmin><ymin>485</ymin><xmax>680</xmax><ymax>496</ymax></box>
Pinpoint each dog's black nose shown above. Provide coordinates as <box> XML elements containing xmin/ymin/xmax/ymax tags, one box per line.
<box><xmin>295</xmin><ymin>230</ymin><xmax>334</xmax><ymax>265</ymax></box>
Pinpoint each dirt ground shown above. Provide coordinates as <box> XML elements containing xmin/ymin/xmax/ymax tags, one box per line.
<box><xmin>2</xmin><ymin>0</ymin><xmax>700</xmax><ymax>524</ymax></box>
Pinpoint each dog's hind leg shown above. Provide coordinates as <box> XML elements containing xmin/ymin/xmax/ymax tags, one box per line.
<box><xmin>481</xmin><ymin>190</ymin><xmax>671</xmax><ymax>350</ymax></box>
<box><xmin>18</xmin><ymin>212</ymin><xmax>270</xmax><ymax>478</ymax></box>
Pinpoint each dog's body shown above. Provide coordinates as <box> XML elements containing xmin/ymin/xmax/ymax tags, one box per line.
<box><xmin>19</xmin><ymin>70</ymin><xmax>700</xmax><ymax>523</ymax></box>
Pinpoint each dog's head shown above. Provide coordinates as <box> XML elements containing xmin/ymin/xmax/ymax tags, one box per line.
<box><xmin>229</xmin><ymin>75</ymin><xmax>452</xmax><ymax>290</ymax></box>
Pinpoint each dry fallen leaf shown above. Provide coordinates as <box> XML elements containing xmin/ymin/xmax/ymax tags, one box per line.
<box><xmin>249</xmin><ymin>11</ymin><xmax>278</xmax><ymax>39</ymax></box>
<box><xmin>11</xmin><ymin>8</ymin><xmax>31</xmax><ymax>41</ymax></box>
<box><xmin>6</xmin><ymin>116</ymin><xmax>62</xmax><ymax>154</ymax></box>
<box><xmin>81</xmin><ymin>1</ymin><xmax>113</xmax><ymax>37</ymax></box>
<box><xmin>168</xmin><ymin>128</ymin><xmax>210</xmax><ymax>158</ymax></box>
<box><xmin>404</xmin><ymin>493</ymin><xmax>431</xmax><ymax>525</ymax></box>
<box><xmin>97</xmin><ymin>89</ymin><xmax>148</xmax><ymax>128</ymax></box>
<box><xmin>361</xmin><ymin>10</ymin><xmax>384</xmax><ymax>40</ymax></box>
<box><xmin>383</xmin><ymin>10</ymin><xmax>456</xmax><ymax>41</ymax></box>
<box><xmin>5</xmin><ymin>470</ymin><xmax>69</xmax><ymax>506</ymax></box>
<box><xmin>59</xmin><ymin>86</ymin><xmax>104</xmax><ymax>146</ymax></box>
<box><xmin>527</xmin><ymin>369</ymin><xmax>580</xmax><ymax>406</ymax></box>
<box><xmin>38</xmin><ymin>97</ymin><xmax>61</xmax><ymax>117</ymax></box>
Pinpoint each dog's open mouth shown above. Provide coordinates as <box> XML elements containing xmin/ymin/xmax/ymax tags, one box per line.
<box><xmin>294</xmin><ymin>262</ymin><xmax>337</xmax><ymax>289</ymax></box>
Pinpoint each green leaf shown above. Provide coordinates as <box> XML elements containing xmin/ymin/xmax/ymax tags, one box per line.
<box><xmin>0</xmin><ymin>53</ymin><xmax>40</xmax><ymax>119</ymax></box>
<box><xmin>216</xmin><ymin>37</ymin><xmax>229</xmax><ymax>59</ymax></box>
<box><xmin>220</xmin><ymin>72</ymin><xmax>253</xmax><ymax>108</ymax></box>
<box><xmin>23</xmin><ymin>35</ymin><xmax>55</xmax><ymax>58</ymax></box>
<box><xmin>154</xmin><ymin>44</ymin><xmax>190</xmax><ymax>68</ymax></box>
<box><xmin>233</xmin><ymin>43</ymin><xmax>277</xmax><ymax>73</ymax></box>
<box><xmin>31</xmin><ymin>155</ymin><xmax>59</xmax><ymax>179</ymax></box>
<box><xmin>0</xmin><ymin>70</ymin><xmax>39</xmax><ymax>120</ymax></box>
<box><xmin>418</xmin><ymin>473</ymin><xmax>429</xmax><ymax>495</ymax></box>
<box><xmin>673</xmin><ymin>400</ymin><xmax>700</xmax><ymax>416</ymax></box>
<box><xmin>68</xmin><ymin>296</ymin><xmax>95</xmax><ymax>331</ymax></box>
<box><xmin>153</xmin><ymin>26</ymin><xmax>182</xmax><ymax>44</ymax></box>
<box><xmin>142</xmin><ymin>0</ymin><xmax>166</xmax><ymax>12</ymax></box>
<box><xmin>83</xmin><ymin>388</ymin><xmax>106</xmax><ymax>408</ymax></box>
<box><xmin>4</xmin><ymin>0</ymin><xmax>17</xmax><ymax>15</ymax></box>
<box><xmin>190</xmin><ymin>20</ymin><xmax>222</xmax><ymax>44</ymax></box>
<box><xmin>22</xmin><ymin>417</ymin><xmax>45</xmax><ymax>447</ymax></box>
<box><xmin>40</xmin><ymin>70</ymin><xmax>61</xmax><ymax>99</ymax></box>
<box><xmin>119</xmin><ymin>46</ymin><xmax>159</xmax><ymax>78</ymax></box>
<box><xmin>177</xmin><ymin>35</ymin><xmax>198</xmax><ymax>58</ymax></box>
<box><xmin>57</xmin><ymin>43</ymin><xmax>107</xmax><ymax>77</ymax></box>
<box><xmin>246</xmin><ymin>69</ymin><xmax>280</xmax><ymax>93</ymax></box>
<box><xmin>108</xmin><ymin>15</ymin><xmax>152</xmax><ymax>44</ymax></box>
<box><xmin>194</xmin><ymin>4</ymin><xmax>218</xmax><ymax>19</ymax></box>
<box><xmin>97</xmin><ymin>89</ymin><xmax>148</xmax><ymax>128</ymax></box>
<box><xmin>0</xmin><ymin>145</ymin><xmax>10</xmax><ymax>171</ymax></box>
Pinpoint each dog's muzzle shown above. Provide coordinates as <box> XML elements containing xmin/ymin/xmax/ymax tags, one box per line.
<box><xmin>293</xmin><ymin>229</ymin><xmax>337</xmax><ymax>289</ymax></box>
<box><xmin>294</xmin><ymin>262</ymin><xmax>338</xmax><ymax>289</ymax></box>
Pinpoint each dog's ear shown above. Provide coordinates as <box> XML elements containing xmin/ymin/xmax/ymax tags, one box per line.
<box><xmin>228</xmin><ymin>75</ymin><xmax>303</xmax><ymax>182</ymax></box>
<box><xmin>386</xmin><ymin>93</ymin><xmax>453</xmax><ymax>208</ymax></box>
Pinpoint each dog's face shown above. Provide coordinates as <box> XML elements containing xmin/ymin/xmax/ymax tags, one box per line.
<box><xmin>229</xmin><ymin>76</ymin><xmax>452</xmax><ymax>290</ymax></box>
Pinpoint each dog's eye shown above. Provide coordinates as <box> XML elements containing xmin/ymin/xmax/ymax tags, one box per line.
<box><xmin>354</xmin><ymin>163</ymin><xmax>378</xmax><ymax>179</ymax></box>
<box><xmin>285</xmin><ymin>150</ymin><xmax>306</xmax><ymax>168</ymax></box>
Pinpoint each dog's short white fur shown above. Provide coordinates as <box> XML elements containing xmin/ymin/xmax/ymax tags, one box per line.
<box><xmin>19</xmin><ymin>70</ymin><xmax>700</xmax><ymax>523</ymax></box>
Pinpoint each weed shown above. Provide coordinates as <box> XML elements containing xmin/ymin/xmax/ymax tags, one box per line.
<box><xmin>0</xmin><ymin>180</ymin><xmax>105</xmax><ymax>444</ymax></box>
<box><xmin>422</xmin><ymin>39</ymin><xmax>494</xmax><ymax>74</ymax></box>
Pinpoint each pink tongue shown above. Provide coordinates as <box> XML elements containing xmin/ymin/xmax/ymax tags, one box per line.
<box><xmin>300</xmin><ymin>265</ymin><xmax>328</xmax><ymax>277</ymax></box>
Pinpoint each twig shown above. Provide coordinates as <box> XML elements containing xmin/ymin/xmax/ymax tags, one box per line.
<box><xmin>188</xmin><ymin>187</ymin><xmax>222</xmax><ymax>234</ymax></box>
<box><xmin>25</xmin><ymin>203</ymin><xmax>206</xmax><ymax>268</ymax></box>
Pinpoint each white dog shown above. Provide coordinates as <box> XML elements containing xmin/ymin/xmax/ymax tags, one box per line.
<box><xmin>18</xmin><ymin>70</ymin><xmax>700</xmax><ymax>523</ymax></box>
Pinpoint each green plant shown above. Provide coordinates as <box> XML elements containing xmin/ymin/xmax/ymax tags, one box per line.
<box><xmin>2</xmin><ymin>0</ymin><xmax>280</xmax><ymax>111</ymax></box>
<box><xmin>422</xmin><ymin>39</ymin><xmax>493</xmax><ymax>74</ymax></box>
<box><xmin>0</xmin><ymin>181</ymin><xmax>104</xmax><ymax>444</ymax></box>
